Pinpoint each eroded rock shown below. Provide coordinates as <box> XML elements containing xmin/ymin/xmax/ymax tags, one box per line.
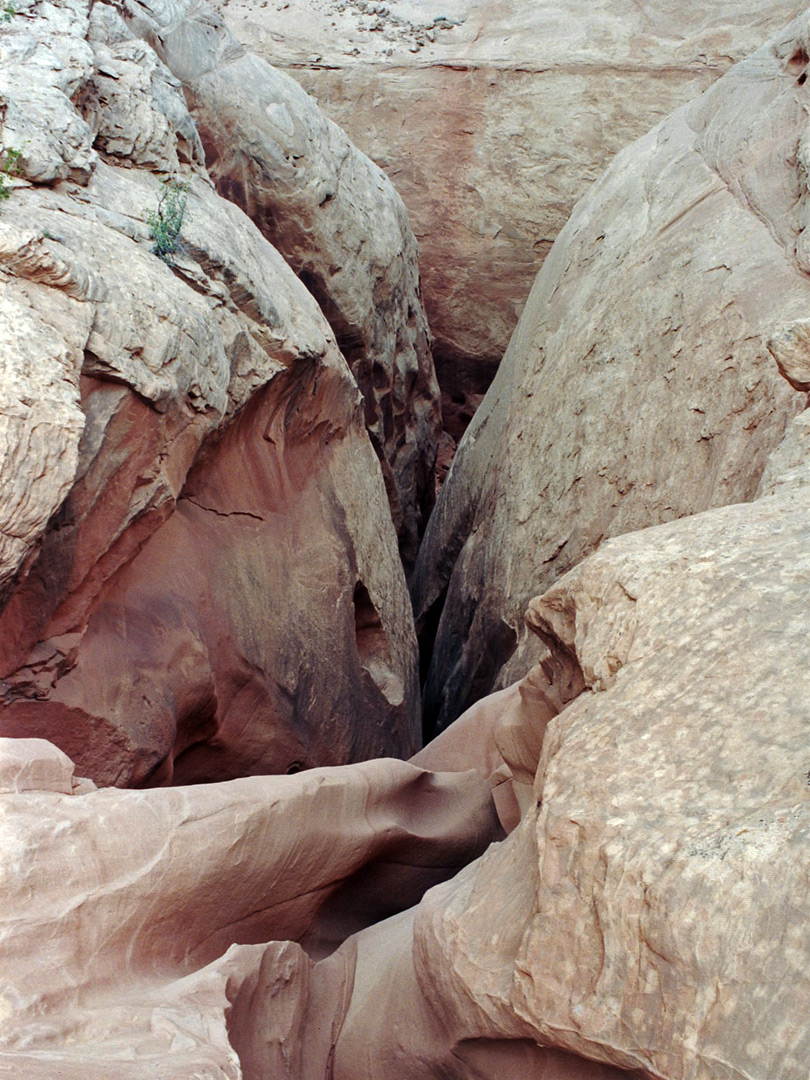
<box><xmin>0</xmin><ymin>0</ymin><xmax>420</xmax><ymax>785</ymax></box>
<box><xmin>114</xmin><ymin>0</ymin><xmax>442</xmax><ymax>567</ymax></box>
<box><xmin>223</xmin><ymin>0</ymin><xmax>805</xmax><ymax>401</ymax></box>
<box><xmin>412</xmin><ymin>12</ymin><xmax>810</xmax><ymax>731</ymax></box>
<box><xmin>0</xmin><ymin>738</ymin><xmax>500</xmax><ymax>1076</ymax></box>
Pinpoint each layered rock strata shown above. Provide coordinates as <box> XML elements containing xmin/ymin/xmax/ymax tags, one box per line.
<box><xmin>0</xmin><ymin>0</ymin><xmax>420</xmax><ymax>785</ymax></box>
<box><xmin>117</xmin><ymin>0</ymin><xmax>442</xmax><ymax>566</ymax></box>
<box><xmin>412</xmin><ymin>12</ymin><xmax>810</xmax><ymax>731</ymax></box>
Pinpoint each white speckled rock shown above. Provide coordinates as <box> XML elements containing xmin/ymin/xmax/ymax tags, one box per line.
<box><xmin>412</xmin><ymin>12</ymin><xmax>810</xmax><ymax>731</ymax></box>
<box><xmin>331</xmin><ymin>402</ymin><xmax>810</xmax><ymax>1080</ymax></box>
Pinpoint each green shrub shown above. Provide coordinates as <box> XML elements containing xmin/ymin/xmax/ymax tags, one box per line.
<box><xmin>0</xmin><ymin>146</ymin><xmax>23</xmax><ymax>201</ymax></box>
<box><xmin>146</xmin><ymin>179</ymin><xmax>189</xmax><ymax>263</ymax></box>
<box><xmin>1</xmin><ymin>4</ymin><xmax>16</xmax><ymax>22</ymax></box>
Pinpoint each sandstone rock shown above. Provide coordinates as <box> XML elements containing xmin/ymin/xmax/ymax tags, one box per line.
<box><xmin>412</xmin><ymin>13</ymin><xmax>810</xmax><ymax>732</ymax></box>
<box><xmin>223</xmin><ymin>0</ymin><xmax>805</xmax><ymax>399</ymax></box>
<box><xmin>0</xmin><ymin>736</ymin><xmax>76</xmax><ymax>793</ymax></box>
<box><xmin>0</xmin><ymin>0</ymin><xmax>420</xmax><ymax>785</ymax></box>
<box><xmin>328</xmin><ymin>396</ymin><xmax>810</xmax><ymax>1080</ymax></box>
<box><xmin>0</xmin><ymin>742</ymin><xmax>500</xmax><ymax>1075</ymax></box>
<box><xmin>115</xmin><ymin>0</ymin><xmax>442</xmax><ymax>567</ymax></box>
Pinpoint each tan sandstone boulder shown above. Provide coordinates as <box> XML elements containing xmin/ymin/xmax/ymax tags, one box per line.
<box><xmin>223</xmin><ymin>0</ymin><xmax>804</xmax><ymax>402</ymax></box>
<box><xmin>0</xmin><ymin>0</ymin><xmax>420</xmax><ymax>785</ymax></box>
<box><xmin>330</xmin><ymin>396</ymin><xmax>810</xmax><ymax>1080</ymax></box>
<box><xmin>412</xmin><ymin>11</ymin><xmax>810</xmax><ymax>731</ymax></box>
<box><xmin>116</xmin><ymin>0</ymin><xmax>442</xmax><ymax>567</ymax></box>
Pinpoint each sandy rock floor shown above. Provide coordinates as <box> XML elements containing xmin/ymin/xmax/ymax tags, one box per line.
<box><xmin>219</xmin><ymin>0</ymin><xmax>474</xmax><ymax>65</ymax></box>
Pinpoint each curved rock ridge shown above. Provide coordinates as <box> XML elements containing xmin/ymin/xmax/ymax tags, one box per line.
<box><xmin>223</xmin><ymin>0</ymin><xmax>805</xmax><ymax>401</ymax></box>
<box><xmin>0</xmin><ymin>737</ymin><xmax>502</xmax><ymax>1078</ymax></box>
<box><xmin>114</xmin><ymin>0</ymin><xmax>442</xmax><ymax>569</ymax></box>
<box><xmin>0</xmin><ymin>0</ymin><xmax>420</xmax><ymax>785</ymax></box>
<box><xmin>412</xmin><ymin>11</ymin><xmax>810</xmax><ymax>733</ymax></box>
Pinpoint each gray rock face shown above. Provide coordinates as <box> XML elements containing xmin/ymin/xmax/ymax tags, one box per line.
<box><xmin>115</xmin><ymin>0</ymin><xmax>442</xmax><ymax>568</ymax></box>
<box><xmin>412</xmin><ymin>13</ymin><xmax>810</xmax><ymax>732</ymax></box>
<box><xmin>0</xmin><ymin>0</ymin><xmax>420</xmax><ymax>785</ymax></box>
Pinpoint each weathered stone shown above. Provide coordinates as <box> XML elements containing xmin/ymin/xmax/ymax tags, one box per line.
<box><xmin>0</xmin><ymin>743</ymin><xmax>500</xmax><ymax>1076</ymax></box>
<box><xmin>223</xmin><ymin>0</ymin><xmax>805</xmax><ymax>395</ymax></box>
<box><xmin>0</xmin><ymin>0</ymin><xmax>420</xmax><ymax>785</ymax></box>
<box><xmin>325</xmin><ymin>394</ymin><xmax>810</xmax><ymax>1080</ymax></box>
<box><xmin>115</xmin><ymin>0</ymin><xmax>442</xmax><ymax>567</ymax></box>
<box><xmin>412</xmin><ymin>13</ymin><xmax>810</xmax><ymax>732</ymax></box>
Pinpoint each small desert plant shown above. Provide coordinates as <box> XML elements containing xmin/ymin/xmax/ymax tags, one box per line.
<box><xmin>146</xmin><ymin>178</ymin><xmax>189</xmax><ymax>263</ymax></box>
<box><xmin>0</xmin><ymin>146</ymin><xmax>23</xmax><ymax>201</ymax></box>
<box><xmin>0</xmin><ymin>3</ymin><xmax>16</xmax><ymax>22</ymax></box>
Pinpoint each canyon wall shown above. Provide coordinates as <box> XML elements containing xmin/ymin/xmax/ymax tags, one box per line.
<box><xmin>3</xmin><ymin>4</ymin><xmax>810</xmax><ymax>1080</ymax></box>
<box><xmin>412</xmin><ymin>11</ymin><xmax>810</xmax><ymax>731</ymax></box>
<box><xmin>223</xmin><ymin>0</ymin><xmax>805</xmax><ymax>411</ymax></box>
<box><xmin>0</xmin><ymin>0</ymin><xmax>425</xmax><ymax>785</ymax></box>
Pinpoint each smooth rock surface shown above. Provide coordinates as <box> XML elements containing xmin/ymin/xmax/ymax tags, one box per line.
<box><xmin>0</xmin><ymin>0</ymin><xmax>420</xmax><ymax>785</ymax></box>
<box><xmin>0</xmin><ymin>739</ymin><xmax>500</xmax><ymax>1077</ymax></box>
<box><xmin>412</xmin><ymin>13</ymin><xmax>810</xmax><ymax>731</ymax></box>
<box><xmin>223</xmin><ymin>0</ymin><xmax>805</xmax><ymax>396</ymax></box>
<box><xmin>116</xmin><ymin>0</ymin><xmax>442</xmax><ymax>565</ymax></box>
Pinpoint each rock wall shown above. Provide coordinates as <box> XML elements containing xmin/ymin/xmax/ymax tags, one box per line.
<box><xmin>0</xmin><ymin>0</ymin><xmax>420</xmax><ymax>785</ymax></box>
<box><xmin>4</xmin><ymin>5</ymin><xmax>810</xmax><ymax>1079</ymax></box>
<box><xmin>412</xmin><ymin>10</ymin><xmax>810</xmax><ymax>732</ymax></box>
<box><xmin>222</xmin><ymin>0</ymin><xmax>805</xmax><ymax>406</ymax></box>
<box><xmin>7</xmin><ymin>405</ymin><xmax>810</xmax><ymax>1077</ymax></box>
<box><xmin>333</xmin><ymin>406</ymin><xmax>810</xmax><ymax>1079</ymax></box>
<box><xmin>117</xmin><ymin>0</ymin><xmax>442</xmax><ymax>568</ymax></box>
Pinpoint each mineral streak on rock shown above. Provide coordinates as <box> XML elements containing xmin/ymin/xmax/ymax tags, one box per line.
<box><xmin>223</xmin><ymin>0</ymin><xmax>805</xmax><ymax>409</ymax></box>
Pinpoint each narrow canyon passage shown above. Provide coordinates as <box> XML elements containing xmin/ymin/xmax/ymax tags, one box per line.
<box><xmin>2</xmin><ymin>1</ymin><xmax>810</xmax><ymax>1078</ymax></box>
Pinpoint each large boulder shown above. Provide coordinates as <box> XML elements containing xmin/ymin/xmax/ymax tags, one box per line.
<box><xmin>412</xmin><ymin>11</ymin><xmax>810</xmax><ymax>731</ymax></box>
<box><xmin>331</xmin><ymin>402</ymin><xmax>810</xmax><ymax>1080</ymax></box>
<box><xmin>116</xmin><ymin>0</ymin><xmax>442</xmax><ymax>568</ymax></box>
<box><xmin>223</xmin><ymin>0</ymin><xmax>805</xmax><ymax>402</ymax></box>
<box><xmin>0</xmin><ymin>0</ymin><xmax>420</xmax><ymax>786</ymax></box>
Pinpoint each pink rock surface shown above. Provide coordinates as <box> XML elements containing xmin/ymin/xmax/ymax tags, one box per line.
<box><xmin>0</xmin><ymin>739</ymin><xmax>500</xmax><ymax>1075</ymax></box>
<box><xmin>366</xmin><ymin>416</ymin><xmax>810</xmax><ymax>1080</ymax></box>
<box><xmin>0</xmin><ymin>0</ymin><xmax>420</xmax><ymax>784</ymax></box>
